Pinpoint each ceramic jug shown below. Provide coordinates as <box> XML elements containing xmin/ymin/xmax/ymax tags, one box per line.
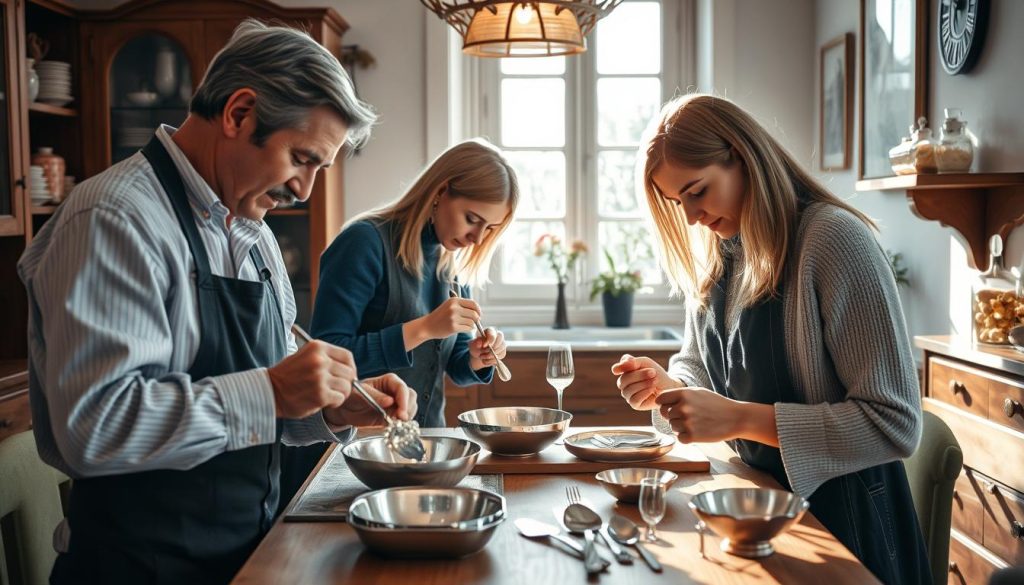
<box><xmin>26</xmin><ymin>59</ymin><xmax>39</xmax><ymax>102</ymax></box>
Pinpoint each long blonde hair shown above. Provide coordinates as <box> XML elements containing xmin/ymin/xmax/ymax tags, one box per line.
<box><xmin>640</xmin><ymin>94</ymin><xmax>875</xmax><ymax>308</ymax></box>
<box><xmin>349</xmin><ymin>138</ymin><xmax>518</xmax><ymax>287</ymax></box>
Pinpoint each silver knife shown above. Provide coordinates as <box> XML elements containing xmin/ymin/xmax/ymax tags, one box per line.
<box><xmin>600</xmin><ymin>523</ymin><xmax>634</xmax><ymax>564</ymax></box>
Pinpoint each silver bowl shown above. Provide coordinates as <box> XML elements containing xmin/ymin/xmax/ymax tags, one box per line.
<box><xmin>341</xmin><ymin>436</ymin><xmax>480</xmax><ymax>489</ymax></box>
<box><xmin>595</xmin><ymin>467</ymin><xmax>678</xmax><ymax>503</ymax></box>
<box><xmin>458</xmin><ymin>407</ymin><xmax>572</xmax><ymax>456</ymax></box>
<box><xmin>348</xmin><ymin>486</ymin><xmax>506</xmax><ymax>558</ymax></box>
<box><xmin>688</xmin><ymin>488</ymin><xmax>810</xmax><ymax>558</ymax></box>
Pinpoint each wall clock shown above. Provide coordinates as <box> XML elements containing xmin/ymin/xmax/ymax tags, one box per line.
<box><xmin>939</xmin><ymin>0</ymin><xmax>988</xmax><ymax>75</ymax></box>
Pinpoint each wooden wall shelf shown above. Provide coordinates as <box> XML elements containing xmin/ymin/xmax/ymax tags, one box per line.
<box><xmin>28</xmin><ymin>102</ymin><xmax>77</xmax><ymax>117</ymax></box>
<box><xmin>855</xmin><ymin>173</ymin><xmax>1024</xmax><ymax>271</ymax></box>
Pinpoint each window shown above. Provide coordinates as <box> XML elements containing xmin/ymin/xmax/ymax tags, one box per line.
<box><xmin>466</xmin><ymin>0</ymin><xmax>690</xmax><ymax>306</ymax></box>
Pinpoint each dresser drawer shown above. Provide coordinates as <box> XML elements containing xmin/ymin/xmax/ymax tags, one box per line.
<box><xmin>987</xmin><ymin>373</ymin><xmax>1024</xmax><ymax>434</ymax></box>
<box><xmin>948</xmin><ymin>531</ymin><xmax>1006</xmax><ymax>585</ymax></box>
<box><xmin>952</xmin><ymin>468</ymin><xmax>985</xmax><ymax>544</ymax></box>
<box><xmin>979</xmin><ymin>476</ymin><xmax>1024</xmax><ymax>565</ymax></box>
<box><xmin>0</xmin><ymin>389</ymin><xmax>31</xmax><ymax>443</ymax></box>
<box><xmin>930</xmin><ymin>357</ymin><xmax>990</xmax><ymax>419</ymax></box>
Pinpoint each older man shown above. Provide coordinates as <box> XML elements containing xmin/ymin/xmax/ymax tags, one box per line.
<box><xmin>18</xmin><ymin>20</ymin><xmax>407</xmax><ymax>584</ymax></box>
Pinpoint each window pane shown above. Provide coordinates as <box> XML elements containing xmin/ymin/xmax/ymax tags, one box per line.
<box><xmin>501</xmin><ymin>221</ymin><xmax>565</xmax><ymax>284</ymax></box>
<box><xmin>501</xmin><ymin>78</ymin><xmax>565</xmax><ymax>147</ymax></box>
<box><xmin>597</xmin><ymin>150</ymin><xmax>640</xmax><ymax>217</ymax></box>
<box><xmin>504</xmin><ymin>151</ymin><xmax>566</xmax><ymax>218</ymax></box>
<box><xmin>597</xmin><ymin>2</ymin><xmax>661</xmax><ymax>74</ymax></box>
<box><xmin>599</xmin><ymin>221</ymin><xmax>662</xmax><ymax>285</ymax></box>
<box><xmin>501</xmin><ymin>56</ymin><xmax>565</xmax><ymax>75</ymax></box>
<box><xmin>597</xmin><ymin>77</ymin><xmax>660</xmax><ymax>146</ymax></box>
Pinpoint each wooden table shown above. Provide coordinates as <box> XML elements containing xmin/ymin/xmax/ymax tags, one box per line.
<box><xmin>233</xmin><ymin>439</ymin><xmax>880</xmax><ymax>584</ymax></box>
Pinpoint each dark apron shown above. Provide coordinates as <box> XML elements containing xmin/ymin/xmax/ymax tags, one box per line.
<box><xmin>696</xmin><ymin>242</ymin><xmax>930</xmax><ymax>585</ymax></box>
<box><xmin>51</xmin><ymin>137</ymin><xmax>288</xmax><ymax>585</ymax></box>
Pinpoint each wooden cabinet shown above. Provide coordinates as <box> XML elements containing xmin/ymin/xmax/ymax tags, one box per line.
<box><xmin>442</xmin><ymin>350</ymin><xmax>675</xmax><ymax>427</ymax></box>
<box><xmin>0</xmin><ymin>0</ymin><xmax>26</xmax><ymax>237</ymax></box>
<box><xmin>916</xmin><ymin>336</ymin><xmax>1023</xmax><ymax>582</ymax></box>
<box><xmin>0</xmin><ymin>360</ymin><xmax>30</xmax><ymax>443</ymax></box>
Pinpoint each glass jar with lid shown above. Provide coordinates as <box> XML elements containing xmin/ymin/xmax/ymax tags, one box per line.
<box><xmin>889</xmin><ymin>132</ymin><xmax>915</xmax><ymax>175</ymax></box>
<box><xmin>909</xmin><ymin>116</ymin><xmax>938</xmax><ymax>173</ymax></box>
<box><xmin>972</xmin><ymin>235</ymin><xmax>1021</xmax><ymax>345</ymax></box>
<box><xmin>937</xmin><ymin>108</ymin><xmax>976</xmax><ymax>173</ymax></box>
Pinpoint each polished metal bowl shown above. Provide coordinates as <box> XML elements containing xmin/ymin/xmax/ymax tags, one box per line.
<box><xmin>688</xmin><ymin>487</ymin><xmax>810</xmax><ymax>558</ymax></box>
<box><xmin>595</xmin><ymin>467</ymin><xmax>679</xmax><ymax>503</ymax></box>
<box><xmin>341</xmin><ymin>436</ymin><xmax>481</xmax><ymax>490</ymax></box>
<box><xmin>458</xmin><ymin>407</ymin><xmax>572</xmax><ymax>456</ymax></box>
<box><xmin>348</xmin><ymin>486</ymin><xmax>506</xmax><ymax>558</ymax></box>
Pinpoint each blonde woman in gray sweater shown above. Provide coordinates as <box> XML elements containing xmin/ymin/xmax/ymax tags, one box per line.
<box><xmin>612</xmin><ymin>94</ymin><xmax>929</xmax><ymax>584</ymax></box>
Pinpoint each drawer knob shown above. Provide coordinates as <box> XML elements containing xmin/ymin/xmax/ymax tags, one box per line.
<box><xmin>1012</xmin><ymin>521</ymin><xmax>1024</xmax><ymax>540</ymax></box>
<box><xmin>1004</xmin><ymin>398</ymin><xmax>1023</xmax><ymax>419</ymax></box>
<box><xmin>949</xmin><ymin>380</ymin><xmax>966</xmax><ymax>395</ymax></box>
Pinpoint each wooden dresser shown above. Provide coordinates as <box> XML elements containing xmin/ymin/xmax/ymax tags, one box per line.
<box><xmin>0</xmin><ymin>360</ymin><xmax>30</xmax><ymax>444</ymax></box>
<box><xmin>916</xmin><ymin>336</ymin><xmax>1023</xmax><ymax>584</ymax></box>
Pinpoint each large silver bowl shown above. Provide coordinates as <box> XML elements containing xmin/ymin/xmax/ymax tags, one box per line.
<box><xmin>348</xmin><ymin>486</ymin><xmax>506</xmax><ymax>558</ymax></box>
<box><xmin>595</xmin><ymin>467</ymin><xmax>678</xmax><ymax>503</ymax></box>
<box><xmin>458</xmin><ymin>407</ymin><xmax>572</xmax><ymax>456</ymax></box>
<box><xmin>688</xmin><ymin>488</ymin><xmax>810</xmax><ymax>558</ymax></box>
<box><xmin>341</xmin><ymin>436</ymin><xmax>480</xmax><ymax>489</ymax></box>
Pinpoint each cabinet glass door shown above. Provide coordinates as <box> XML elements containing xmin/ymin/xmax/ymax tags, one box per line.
<box><xmin>109</xmin><ymin>35</ymin><xmax>192</xmax><ymax>163</ymax></box>
<box><xmin>0</xmin><ymin>1</ymin><xmax>14</xmax><ymax>221</ymax></box>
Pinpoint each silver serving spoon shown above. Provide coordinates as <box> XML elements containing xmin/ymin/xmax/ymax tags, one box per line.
<box><xmin>515</xmin><ymin>518</ymin><xmax>610</xmax><ymax>567</ymax></box>
<box><xmin>563</xmin><ymin>503</ymin><xmax>605</xmax><ymax>574</ymax></box>
<box><xmin>1010</xmin><ymin>325</ymin><xmax>1024</xmax><ymax>353</ymax></box>
<box><xmin>291</xmin><ymin>325</ymin><xmax>425</xmax><ymax>461</ymax></box>
<box><xmin>448</xmin><ymin>288</ymin><xmax>512</xmax><ymax>382</ymax></box>
<box><xmin>609</xmin><ymin>514</ymin><xmax>663</xmax><ymax>572</ymax></box>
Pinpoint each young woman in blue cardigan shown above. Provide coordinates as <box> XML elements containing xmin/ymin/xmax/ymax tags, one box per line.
<box><xmin>312</xmin><ymin>139</ymin><xmax>519</xmax><ymax>427</ymax></box>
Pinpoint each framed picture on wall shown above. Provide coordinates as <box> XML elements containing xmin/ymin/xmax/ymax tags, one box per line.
<box><xmin>859</xmin><ymin>0</ymin><xmax>928</xmax><ymax>179</ymax></box>
<box><xmin>820</xmin><ymin>33</ymin><xmax>854</xmax><ymax>170</ymax></box>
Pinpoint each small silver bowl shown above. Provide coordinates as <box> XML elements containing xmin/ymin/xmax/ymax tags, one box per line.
<box><xmin>458</xmin><ymin>407</ymin><xmax>572</xmax><ymax>456</ymax></box>
<box><xmin>688</xmin><ymin>487</ymin><xmax>810</xmax><ymax>558</ymax></box>
<box><xmin>348</xmin><ymin>486</ymin><xmax>506</xmax><ymax>558</ymax></box>
<box><xmin>342</xmin><ymin>436</ymin><xmax>481</xmax><ymax>490</ymax></box>
<box><xmin>595</xmin><ymin>467</ymin><xmax>679</xmax><ymax>503</ymax></box>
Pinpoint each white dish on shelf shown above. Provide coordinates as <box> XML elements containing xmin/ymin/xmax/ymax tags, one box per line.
<box><xmin>125</xmin><ymin>91</ymin><xmax>159</xmax><ymax>107</ymax></box>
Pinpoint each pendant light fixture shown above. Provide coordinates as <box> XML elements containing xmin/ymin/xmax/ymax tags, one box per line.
<box><xmin>421</xmin><ymin>1</ymin><xmax>623</xmax><ymax>58</ymax></box>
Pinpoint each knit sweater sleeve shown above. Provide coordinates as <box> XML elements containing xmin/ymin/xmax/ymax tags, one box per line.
<box><xmin>667</xmin><ymin>304</ymin><xmax>714</xmax><ymax>389</ymax></box>
<box><xmin>775</xmin><ymin>206</ymin><xmax>922</xmax><ymax>498</ymax></box>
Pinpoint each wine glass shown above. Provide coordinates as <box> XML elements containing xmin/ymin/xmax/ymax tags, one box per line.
<box><xmin>546</xmin><ymin>343</ymin><xmax>574</xmax><ymax>412</ymax></box>
<box><xmin>639</xmin><ymin>477</ymin><xmax>667</xmax><ymax>542</ymax></box>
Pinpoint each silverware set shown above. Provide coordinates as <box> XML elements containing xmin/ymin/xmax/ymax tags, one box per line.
<box><xmin>591</xmin><ymin>433</ymin><xmax>661</xmax><ymax>448</ymax></box>
<box><xmin>515</xmin><ymin>484</ymin><xmax>662</xmax><ymax>575</ymax></box>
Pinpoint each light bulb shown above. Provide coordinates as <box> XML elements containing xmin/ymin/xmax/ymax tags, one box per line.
<box><xmin>515</xmin><ymin>3</ymin><xmax>535</xmax><ymax>25</ymax></box>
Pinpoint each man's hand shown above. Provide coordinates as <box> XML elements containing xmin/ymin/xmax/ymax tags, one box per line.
<box><xmin>611</xmin><ymin>354</ymin><xmax>682</xmax><ymax>410</ymax></box>
<box><xmin>323</xmin><ymin>373</ymin><xmax>418</xmax><ymax>428</ymax></box>
<box><xmin>267</xmin><ymin>340</ymin><xmax>355</xmax><ymax>419</ymax></box>
<box><xmin>469</xmin><ymin>327</ymin><xmax>506</xmax><ymax>370</ymax></box>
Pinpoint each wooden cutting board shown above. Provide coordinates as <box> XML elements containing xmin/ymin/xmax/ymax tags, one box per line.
<box><xmin>411</xmin><ymin>426</ymin><xmax>710</xmax><ymax>474</ymax></box>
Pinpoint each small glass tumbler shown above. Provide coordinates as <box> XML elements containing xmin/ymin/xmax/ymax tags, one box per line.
<box><xmin>639</xmin><ymin>477</ymin><xmax>667</xmax><ymax>542</ymax></box>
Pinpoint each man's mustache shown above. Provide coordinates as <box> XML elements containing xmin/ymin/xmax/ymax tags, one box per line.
<box><xmin>267</xmin><ymin>185</ymin><xmax>298</xmax><ymax>207</ymax></box>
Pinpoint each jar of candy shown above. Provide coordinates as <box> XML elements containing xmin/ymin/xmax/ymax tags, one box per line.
<box><xmin>889</xmin><ymin>132</ymin><xmax>915</xmax><ymax>175</ymax></box>
<box><xmin>909</xmin><ymin>117</ymin><xmax>938</xmax><ymax>173</ymax></box>
<box><xmin>937</xmin><ymin>108</ymin><xmax>976</xmax><ymax>173</ymax></box>
<box><xmin>972</xmin><ymin>235</ymin><xmax>1021</xmax><ymax>345</ymax></box>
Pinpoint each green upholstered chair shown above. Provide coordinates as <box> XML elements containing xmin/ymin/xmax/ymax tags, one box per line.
<box><xmin>0</xmin><ymin>431</ymin><xmax>69</xmax><ymax>585</ymax></box>
<box><xmin>905</xmin><ymin>410</ymin><xmax>963</xmax><ymax>585</ymax></box>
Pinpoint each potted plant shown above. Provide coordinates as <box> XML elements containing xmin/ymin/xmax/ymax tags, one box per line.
<box><xmin>534</xmin><ymin>234</ymin><xmax>587</xmax><ymax>329</ymax></box>
<box><xmin>590</xmin><ymin>250</ymin><xmax>645</xmax><ymax>327</ymax></box>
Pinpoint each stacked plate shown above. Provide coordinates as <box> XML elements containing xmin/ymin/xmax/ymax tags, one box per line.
<box><xmin>36</xmin><ymin>61</ymin><xmax>73</xmax><ymax>107</ymax></box>
<box><xmin>29</xmin><ymin>165</ymin><xmax>52</xmax><ymax>205</ymax></box>
<box><xmin>118</xmin><ymin>127</ymin><xmax>154</xmax><ymax>148</ymax></box>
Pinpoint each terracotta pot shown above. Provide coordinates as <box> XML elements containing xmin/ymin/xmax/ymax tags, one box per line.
<box><xmin>31</xmin><ymin>147</ymin><xmax>65</xmax><ymax>200</ymax></box>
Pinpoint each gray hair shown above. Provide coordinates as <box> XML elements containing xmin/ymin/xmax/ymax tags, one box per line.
<box><xmin>191</xmin><ymin>19</ymin><xmax>376</xmax><ymax>148</ymax></box>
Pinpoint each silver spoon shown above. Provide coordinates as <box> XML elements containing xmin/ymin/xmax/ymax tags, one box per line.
<box><xmin>609</xmin><ymin>514</ymin><xmax>662</xmax><ymax>572</ymax></box>
<box><xmin>563</xmin><ymin>503</ymin><xmax>605</xmax><ymax>574</ymax></box>
<box><xmin>448</xmin><ymin>288</ymin><xmax>512</xmax><ymax>382</ymax></box>
<box><xmin>291</xmin><ymin>325</ymin><xmax>425</xmax><ymax>461</ymax></box>
<box><xmin>600</xmin><ymin>522</ymin><xmax>634</xmax><ymax>564</ymax></box>
<box><xmin>515</xmin><ymin>518</ymin><xmax>609</xmax><ymax>566</ymax></box>
<box><xmin>1010</xmin><ymin>325</ymin><xmax>1024</xmax><ymax>353</ymax></box>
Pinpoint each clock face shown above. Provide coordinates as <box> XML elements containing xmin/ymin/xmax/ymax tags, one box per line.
<box><xmin>939</xmin><ymin>0</ymin><xmax>988</xmax><ymax>75</ymax></box>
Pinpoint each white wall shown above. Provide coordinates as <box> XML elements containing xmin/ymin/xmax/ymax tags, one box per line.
<box><xmin>815</xmin><ymin>0</ymin><xmax>1024</xmax><ymax>341</ymax></box>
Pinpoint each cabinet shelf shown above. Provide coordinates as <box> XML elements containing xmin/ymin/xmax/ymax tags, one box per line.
<box><xmin>28</xmin><ymin>102</ymin><xmax>77</xmax><ymax>117</ymax></box>
<box><xmin>856</xmin><ymin>173</ymin><xmax>1024</xmax><ymax>271</ymax></box>
<box><xmin>31</xmin><ymin>206</ymin><xmax>57</xmax><ymax>215</ymax></box>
